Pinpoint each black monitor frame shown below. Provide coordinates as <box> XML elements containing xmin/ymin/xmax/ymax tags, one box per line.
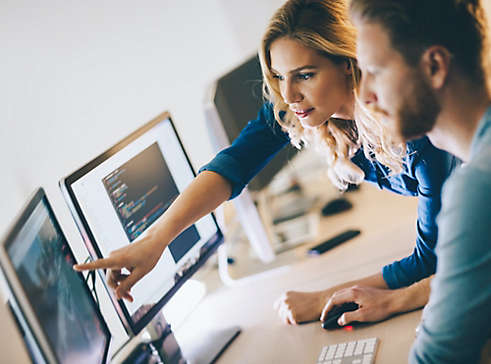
<box><xmin>59</xmin><ymin>111</ymin><xmax>224</xmax><ymax>336</ymax></box>
<box><xmin>0</xmin><ymin>188</ymin><xmax>111</xmax><ymax>364</ymax></box>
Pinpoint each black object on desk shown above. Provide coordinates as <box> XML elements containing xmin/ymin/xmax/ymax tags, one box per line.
<box><xmin>307</xmin><ymin>229</ymin><xmax>360</xmax><ymax>255</ymax></box>
<box><xmin>122</xmin><ymin>343</ymin><xmax>160</xmax><ymax>364</ymax></box>
<box><xmin>322</xmin><ymin>302</ymin><xmax>359</xmax><ymax>330</ymax></box>
<box><xmin>321</xmin><ymin>197</ymin><xmax>352</xmax><ymax>216</ymax></box>
<box><xmin>346</xmin><ymin>183</ymin><xmax>360</xmax><ymax>192</ymax></box>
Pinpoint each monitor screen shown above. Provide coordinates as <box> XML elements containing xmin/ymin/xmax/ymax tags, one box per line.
<box><xmin>0</xmin><ymin>188</ymin><xmax>111</xmax><ymax>364</ymax></box>
<box><xmin>60</xmin><ymin>111</ymin><xmax>223</xmax><ymax>335</ymax></box>
<box><xmin>210</xmin><ymin>54</ymin><xmax>296</xmax><ymax>191</ymax></box>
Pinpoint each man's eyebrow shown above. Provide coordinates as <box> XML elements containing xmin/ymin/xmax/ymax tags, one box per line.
<box><xmin>270</xmin><ymin>65</ymin><xmax>318</xmax><ymax>75</ymax></box>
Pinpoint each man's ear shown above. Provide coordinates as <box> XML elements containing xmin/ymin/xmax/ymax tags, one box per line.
<box><xmin>421</xmin><ymin>46</ymin><xmax>451</xmax><ymax>89</ymax></box>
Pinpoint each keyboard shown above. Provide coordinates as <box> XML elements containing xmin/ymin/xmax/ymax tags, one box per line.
<box><xmin>316</xmin><ymin>337</ymin><xmax>379</xmax><ymax>364</ymax></box>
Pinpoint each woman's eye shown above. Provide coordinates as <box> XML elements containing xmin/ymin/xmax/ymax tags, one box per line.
<box><xmin>298</xmin><ymin>73</ymin><xmax>314</xmax><ymax>80</ymax></box>
<box><xmin>272</xmin><ymin>74</ymin><xmax>284</xmax><ymax>81</ymax></box>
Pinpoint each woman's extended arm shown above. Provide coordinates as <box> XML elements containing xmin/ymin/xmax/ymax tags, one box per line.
<box><xmin>74</xmin><ymin>171</ymin><xmax>232</xmax><ymax>301</ymax></box>
<box><xmin>75</xmin><ymin>103</ymin><xmax>290</xmax><ymax>301</ymax></box>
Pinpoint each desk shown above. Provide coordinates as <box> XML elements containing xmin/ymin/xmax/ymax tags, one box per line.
<box><xmin>0</xmin><ymin>296</ymin><xmax>31</xmax><ymax>363</ymax></box>
<box><xmin>175</xmin><ymin>184</ymin><xmax>423</xmax><ymax>364</ymax></box>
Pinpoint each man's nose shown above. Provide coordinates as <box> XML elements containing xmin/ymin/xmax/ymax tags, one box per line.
<box><xmin>359</xmin><ymin>76</ymin><xmax>378</xmax><ymax>105</ymax></box>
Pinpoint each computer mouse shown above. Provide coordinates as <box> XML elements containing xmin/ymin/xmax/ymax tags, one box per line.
<box><xmin>321</xmin><ymin>301</ymin><xmax>359</xmax><ymax>330</ymax></box>
<box><xmin>321</xmin><ymin>197</ymin><xmax>352</xmax><ymax>216</ymax></box>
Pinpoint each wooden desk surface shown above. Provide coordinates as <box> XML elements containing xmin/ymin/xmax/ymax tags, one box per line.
<box><xmin>0</xmin><ymin>296</ymin><xmax>31</xmax><ymax>364</ymax></box>
<box><xmin>176</xmin><ymin>184</ymin><xmax>423</xmax><ymax>364</ymax></box>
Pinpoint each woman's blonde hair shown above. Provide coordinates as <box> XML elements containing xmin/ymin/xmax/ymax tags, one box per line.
<box><xmin>259</xmin><ymin>0</ymin><xmax>405</xmax><ymax>190</ymax></box>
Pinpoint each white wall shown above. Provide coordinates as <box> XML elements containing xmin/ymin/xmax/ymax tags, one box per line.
<box><xmin>1</xmin><ymin>0</ymin><xmax>490</xmax><ymax>357</ymax></box>
<box><xmin>0</xmin><ymin>0</ymin><xmax>285</xmax><ymax>353</ymax></box>
<box><xmin>0</xmin><ymin>0</ymin><xmax>281</xmax><ymax>236</ymax></box>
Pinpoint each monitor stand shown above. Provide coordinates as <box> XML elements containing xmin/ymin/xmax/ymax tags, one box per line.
<box><xmin>146</xmin><ymin>312</ymin><xmax>240</xmax><ymax>364</ymax></box>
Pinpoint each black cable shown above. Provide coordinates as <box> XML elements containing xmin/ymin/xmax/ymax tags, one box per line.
<box><xmin>83</xmin><ymin>256</ymin><xmax>100</xmax><ymax>308</ymax></box>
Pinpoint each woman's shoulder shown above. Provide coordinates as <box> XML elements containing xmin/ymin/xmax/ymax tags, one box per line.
<box><xmin>406</xmin><ymin>136</ymin><xmax>455</xmax><ymax>166</ymax></box>
<box><xmin>406</xmin><ymin>136</ymin><xmax>460</xmax><ymax>187</ymax></box>
<box><xmin>405</xmin><ymin>136</ymin><xmax>433</xmax><ymax>155</ymax></box>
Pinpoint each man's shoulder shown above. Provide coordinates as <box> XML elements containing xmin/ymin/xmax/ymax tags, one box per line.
<box><xmin>448</xmin><ymin>131</ymin><xmax>490</xmax><ymax>187</ymax></box>
<box><xmin>437</xmin><ymin>154</ymin><xmax>491</xmax><ymax>267</ymax></box>
<box><xmin>439</xmin><ymin>149</ymin><xmax>490</xmax><ymax>237</ymax></box>
<box><xmin>443</xmin><ymin>160</ymin><xmax>490</xmax><ymax>206</ymax></box>
<box><xmin>469</xmin><ymin>129</ymin><xmax>491</xmax><ymax>173</ymax></box>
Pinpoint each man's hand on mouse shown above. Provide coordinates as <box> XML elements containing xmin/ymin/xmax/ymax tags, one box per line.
<box><xmin>321</xmin><ymin>285</ymin><xmax>399</xmax><ymax>326</ymax></box>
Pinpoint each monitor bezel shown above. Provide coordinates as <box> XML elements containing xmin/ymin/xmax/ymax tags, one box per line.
<box><xmin>0</xmin><ymin>187</ymin><xmax>111</xmax><ymax>364</ymax></box>
<box><xmin>59</xmin><ymin>110</ymin><xmax>224</xmax><ymax>335</ymax></box>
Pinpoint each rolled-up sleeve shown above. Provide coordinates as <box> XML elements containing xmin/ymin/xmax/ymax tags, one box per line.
<box><xmin>199</xmin><ymin>103</ymin><xmax>290</xmax><ymax>199</ymax></box>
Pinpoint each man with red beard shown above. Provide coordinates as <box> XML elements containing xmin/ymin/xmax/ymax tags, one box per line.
<box><xmin>347</xmin><ymin>1</ymin><xmax>491</xmax><ymax>362</ymax></box>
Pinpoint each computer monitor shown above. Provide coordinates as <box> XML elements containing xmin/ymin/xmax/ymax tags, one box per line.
<box><xmin>0</xmin><ymin>188</ymin><xmax>111</xmax><ymax>364</ymax></box>
<box><xmin>204</xmin><ymin>53</ymin><xmax>296</xmax><ymax>191</ymax></box>
<box><xmin>204</xmin><ymin>54</ymin><xmax>298</xmax><ymax>263</ymax></box>
<box><xmin>59</xmin><ymin>111</ymin><xmax>226</xmax><ymax>338</ymax></box>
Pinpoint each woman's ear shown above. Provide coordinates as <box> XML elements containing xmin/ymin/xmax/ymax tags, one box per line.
<box><xmin>344</xmin><ymin>59</ymin><xmax>352</xmax><ymax>75</ymax></box>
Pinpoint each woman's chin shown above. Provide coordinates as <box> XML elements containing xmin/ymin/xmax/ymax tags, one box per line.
<box><xmin>300</xmin><ymin>119</ymin><xmax>327</xmax><ymax>129</ymax></box>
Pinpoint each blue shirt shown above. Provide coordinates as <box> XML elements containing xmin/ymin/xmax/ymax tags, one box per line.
<box><xmin>409</xmin><ymin>106</ymin><xmax>491</xmax><ymax>363</ymax></box>
<box><xmin>200</xmin><ymin>103</ymin><xmax>458</xmax><ymax>289</ymax></box>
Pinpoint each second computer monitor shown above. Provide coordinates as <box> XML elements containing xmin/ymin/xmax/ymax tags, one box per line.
<box><xmin>60</xmin><ymin>111</ymin><xmax>224</xmax><ymax>335</ymax></box>
<box><xmin>0</xmin><ymin>188</ymin><xmax>111</xmax><ymax>364</ymax></box>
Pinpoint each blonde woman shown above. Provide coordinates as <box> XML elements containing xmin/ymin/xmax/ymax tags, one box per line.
<box><xmin>75</xmin><ymin>0</ymin><xmax>458</xmax><ymax>327</ymax></box>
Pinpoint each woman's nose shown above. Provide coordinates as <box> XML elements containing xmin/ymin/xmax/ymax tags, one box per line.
<box><xmin>282</xmin><ymin>80</ymin><xmax>303</xmax><ymax>104</ymax></box>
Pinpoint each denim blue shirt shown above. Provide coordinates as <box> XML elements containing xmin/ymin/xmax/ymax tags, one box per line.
<box><xmin>200</xmin><ymin>103</ymin><xmax>458</xmax><ymax>289</ymax></box>
<box><xmin>409</xmin><ymin>106</ymin><xmax>491</xmax><ymax>363</ymax></box>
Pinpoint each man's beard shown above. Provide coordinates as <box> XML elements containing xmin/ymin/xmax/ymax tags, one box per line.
<box><xmin>396</xmin><ymin>72</ymin><xmax>441</xmax><ymax>142</ymax></box>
